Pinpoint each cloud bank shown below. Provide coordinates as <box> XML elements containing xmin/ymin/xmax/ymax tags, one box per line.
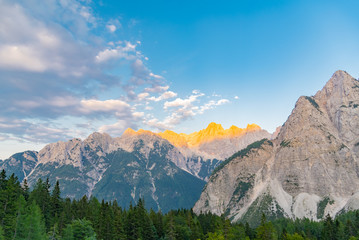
<box><xmin>0</xmin><ymin>0</ymin><xmax>231</xmax><ymax>158</ymax></box>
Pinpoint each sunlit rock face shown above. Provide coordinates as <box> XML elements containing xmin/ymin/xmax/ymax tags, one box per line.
<box><xmin>194</xmin><ymin>70</ymin><xmax>359</xmax><ymax>225</ymax></box>
<box><xmin>126</xmin><ymin>122</ymin><xmax>271</xmax><ymax>161</ymax></box>
<box><xmin>122</xmin><ymin>122</ymin><xmax>271</xmax><ymax>180</ymax></box>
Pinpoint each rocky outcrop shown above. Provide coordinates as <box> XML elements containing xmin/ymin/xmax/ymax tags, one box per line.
<box><xmin>194</xmin><ymin>70</ymin><xmax>359</xmax><ymax>225</ymax></box>
<box><xmin>124</xmin><ymin>122</ymin><xmax>271</xmax><ymax>179</ymax></box>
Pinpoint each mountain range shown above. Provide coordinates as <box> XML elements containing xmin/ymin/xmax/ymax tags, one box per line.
<box><xmin>2</xmin><ymin>70</ymin><xmax>358</xmax><ymax>224</ymax></box>
<box><xmin>0</xmin><ymin>121</ymin><xmax>270</xmax><ymax>212</ymax></box>
<box><xmin>193</xmin><ymin>70</ymin><xmax>359</xmax><ymax>225</ymax></box>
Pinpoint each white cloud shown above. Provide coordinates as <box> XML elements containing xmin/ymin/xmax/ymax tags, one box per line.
<box><xmin>95</xmin><ymin>41</ymin><xmax>137</xmax><ymax>63</ymax></box>
<box><xmin>144</xmin><ymin>85</ymin><xmax>169</xmax><ymax>93</ymax></box>
<box><xmin>164</xmin><ymin>92</ymin><xmax>204</xmax><ymax>109</ymax></box>
<box><xmin>106</xmin><ymin>24</ymin><xmax>117</xmax><ymax>33</ymax></box>
<box><xmin>59</xmin><ymin>0</ymin><xmax>96</xmax><ymax>24</ymax></box>
<box><xmin>144</xmin><ymin>93</ymin><xmax>230</xmax><ymax>131</ymax></box>
<box><xmin>99</xmin><ymin>120</ymin><xmax>134</xmax><ymax>136</ymax></box>
<box><xmin>149</xmin><ymin>72</ymin><xmax>163</xmax><ymax>79</ymax></box>
<box><xmin>234</xmin><ymin>96</ymin><xmax>239</xmax><ymax>99</ymax></box>
<box><xmin>199</xmin><ymin>99</ymin><xmax>230</xmax><ymax>114</ymax></box>
<box><xmin>133</xmin><ymin>112</ymin><xmax>144</xmax><ymax>118</ymax></box>
<box><xmin>80</xmin><ymin>99</ymin><xmax>130</xmax><ymax>114</ymax></box>
<box><xmin>137</xmin><ymin>92</ymin><xmax>150</xmax><ymax>100</ymax></box>
<box><xmin>0</xmin><ymin>117</ymin><xmax>74</xmax><ymax>143</ymax></box>
<box><xmin>0</xmin><ymin>45</ymin><xmax>48</xmax><ymax>72</ymax></box>
<box><xmin>0</xmin><ymin>0</ymin><xmax>230</xmax><ymax>151</ymax></box>
<box><xmin>148</xmin><ymin>91</ymin><xmax>177</xmax><ymax>102</ymax></box>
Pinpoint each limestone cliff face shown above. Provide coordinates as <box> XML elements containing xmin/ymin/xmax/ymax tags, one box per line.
<box><xmin>157</xmin><ymin>122</ymin><xmax>270</xmax><ymax>160</ymax></box>
<box><xmin>124</xmin><ymin>122</ymin><xmax>271</xmax><ymax>178</ymax></box>
<box><xmin>194</xmin><ymin>70</ymin><xmax>359</xmax><ymax>225</ymax></box>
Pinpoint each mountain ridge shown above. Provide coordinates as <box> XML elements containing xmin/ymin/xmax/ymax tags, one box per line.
<box><xmin>0</xmin><ymin>121</ymin><xmax>270</xmax><ymax>212</ymax></box>
<box><xmin>194</xmin><ymin>70</ymin><xmax>359</xmax><ymax>225</ymax></box>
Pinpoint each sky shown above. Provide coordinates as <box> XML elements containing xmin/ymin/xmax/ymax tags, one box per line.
<box><xmin>1</xmin><ymin>0</ymin><xmax>359</xmax><ymax>159</ymax></box>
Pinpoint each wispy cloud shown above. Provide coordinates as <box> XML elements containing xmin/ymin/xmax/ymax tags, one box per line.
<box><xmin>0</xmin><ymin>0</ymin><xmax>231</xmax><ymax>153</ymax></box>
<box><xmin>143</xmin><ymin>91</ymin><xmax>230</xmax><ymax>130</ymax></box>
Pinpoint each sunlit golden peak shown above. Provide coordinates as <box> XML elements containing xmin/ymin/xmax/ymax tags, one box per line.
<box><xmin>123</xmin><ymin>128</ymin><xmax>155</xmax><ymax>136</ymax></box>
<box><xmin>123</xmin><ymin>128</ymin><xmax>137</xmax><ymax>136</ymax></box>
<box><xmin>246</xmin><ymin>123</ymin><xmax>261</xmax><ymax>131</ymax></box>
<box><xmin>122</xmin><ymin>122</ymin><xmax>263</xmax><ymax>148</ymax></box>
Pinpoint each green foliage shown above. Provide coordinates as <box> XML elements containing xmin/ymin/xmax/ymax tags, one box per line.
<box><xmin>14</xmin><ymin>201</ymin><xmax>47</xmax><ymax>240</ymax></box>
<box><xmin>63</xmin><ymin>219</ymin><xmax>96</xmax><ymax>240</ymax></box>
<box><xmin>256</xmin><ymin>214</ymin><xmax>278</xmax><ymax>240</ymax></box>
<box><xmin>284</xmin><ymin>232</ymin><xmax>305</xmax><ymax>240</ymax></box>
<box><xmin>212</xmin><ymin>139</ymin><xmax>271</xmax><ymax>176</ymax></box>
<box><xmin>280</xmin><ymin>140</ymin><xmax>291</xmax><ymax>147</ymax></box>
<box><xmin>0</xmin><ymin>225</ymin><xmax>4</xmax><ymax>240</ymax></box>
<box><xmin>241</xmin><ymin>194</ymin><xmax>285</xmax><ymax>227</ymax></box>
<box><xmin>304</xmin><ymin>96</ymin><xmax>320</xmax><ymax>110</ymax></box>
<box><xmin>317</xmin><ymin>197</ymin><xmax>333</xmax><ymax>219</ymax></box>
<box><xmin>4</xmin><ymin>170</ymin><xmax>359</xmax><ymax>240</ymax></box>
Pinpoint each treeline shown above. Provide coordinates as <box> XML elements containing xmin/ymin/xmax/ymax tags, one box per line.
<box><xmin>1</xmin><ymin>170</ymin><xmax>359</xmax><ymax>239</ymax></box>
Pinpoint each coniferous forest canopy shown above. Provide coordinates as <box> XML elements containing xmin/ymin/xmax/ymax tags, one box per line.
<box><xmin>1</xmin><ymin>171</ymin><xmax>359</xmax><ymax>239</ymax></box>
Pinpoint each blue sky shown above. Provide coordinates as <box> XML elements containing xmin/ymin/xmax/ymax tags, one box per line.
<box><xmin>0</xmin><ymin>0</ymin><xmax>359</xmax><ymax>159</ymax></box>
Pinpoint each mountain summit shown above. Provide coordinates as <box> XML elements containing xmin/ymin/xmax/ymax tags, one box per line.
<box><xmin>0</xmin><ymin>121</ymin><xmax>269</xmax><ymax>212</ymax></box>
<box><xmin>194</xmin><ymin>70</ymin><xmax>359</xmax><ymax>225</ymax></box>
<box><xmin>125</xmin><ymin>122</ymin><xmax>269</xmax><ymax>160</ymax></box>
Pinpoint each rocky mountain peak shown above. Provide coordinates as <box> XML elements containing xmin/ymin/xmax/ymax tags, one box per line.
<box><xmin>315</xmin><ymin>70</ymin><xmax>356</xmax><ymax>101</ymax></box>
<box><xmin>38</xmin><ymin>138</ymin><xmax>83</xmax><ymax>167</ymax></box>
<box><xmin>204</xmin><ymin>122</ymin><xmax>225</xmax><ymax>134</ymax></box>
<box><xmin>158</xmin><ymin>130</ymin><xmax>188</xmax><ymax>148</ymax></box>
<box><xmin>84</xmin><ymin>132</ymin><xmax>113</xmax><ymax>153</ymax></box>
<box><xmin>194</xmin><ymin>71</ymin><xmax>359</xmax><ymax>224</ymax></box>
<box><xmin>123</xmin><ymin>128</ymin><xmax>137</xmax><ymax>136</ymax></box>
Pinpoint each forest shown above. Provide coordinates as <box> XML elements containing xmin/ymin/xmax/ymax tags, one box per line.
<box><xmin>1</xmin><ymin>170</ymin><xmax>359</xmax><ymax>240</ymax></box>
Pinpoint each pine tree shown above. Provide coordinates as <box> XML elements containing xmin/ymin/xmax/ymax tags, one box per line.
<box><xmin>1</xmin><ymin>173</ymin><xmax>22</xmax><ymax>239</ymax></box>
<box><xmin>125</xmin><ymin>203</ymin><xmax>140</xmax><ymax>240</ymax></box>
<box><xmin>284</xmin><ymin>233</ymin><xmax>305</xmax><ymax>240</ymax></box>
<box><xmin>113</xmin><ymin>203</ymin><xmax>126</xmax><ymax>240</ymax></box>
<box><xmin>165</xmin><ymin>211</ymin><xmax>177</xmax><ymax>240</ymax></box>
<box><xmin>29</xmin><ymin>178</ymin><xmax>52</xmax><ymax>230</ymax></box>
<box><xmin>50</xmin><ymin>180</ymin><xmax>63</xmax><ymax>230</ymax></box>
<box><xmin>345</xmin><ymin>220</ymin><xmax>356</xmax><ymax>239</ymax></box>
<box><xmin>0</xmin><ymin>170</ymin><xmax>6</xmax><ymax>190</ymax></box>
<box><xmin>150</xmin><ymin>210</ymin><xmax>165</xmax><ymax>239</ymax></box>
<box><xmin>256</xmin><ymin>213</ymin><xmax>278</xmax><ymax>240</ymax></box>
<box><xmin>0</xmin><ymin>226</ymin><xmax>3</xmax><ymax>240</ymax></box>
<box><xmin>136</xmin><ymin>198</ymin><xmax>156</xmax><ymax>240</ymax></box>
<box><xmin>63</xmin><ymin>219</ymin><xmax>96</xmax><ymax>240</ymax></box>
<box><xmin>22</xmin><ymin>178</ymin><xmax>30</xmax><ymax>201</ymax></box>
<box><xmin>98</xmin><ymin>200</ymin><xmax>115</xmax><ymax>240</ymax></box>
<box><xmin>11</xmin><ymin>195</ymin><xmax>26</xmax><ymax>240</ymax></box>
<box><xmin>88</xmin><ymin>197</ymin><xmax>101</xmax><ymax>235</ymax></box>
<box><xmin>322</xmin><ymin>214</ymin><xmax>336</xmax><ymax>240</ymax></box>
<box><xmin>14</xmin><ymin>201</ymin><xmax>47</xmax><ymax>240</ymax></box>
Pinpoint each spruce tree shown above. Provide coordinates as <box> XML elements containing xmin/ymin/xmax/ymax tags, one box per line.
<box><xmin>113</xmin><ymin>203</ymin><xmax>126</xmax><ymax>240</ymax></box>
<box><xmin>14</xmin><ymin>201</ymin><xmax>47</xmax><ymax>240</ymax></box>
<box><xmin>322</xmin><ymin>214</ymin><xmax>336</xmax><ymax>240</ymax></box>
<box><xmin>0</xmin><ymin>170</ymin><xmax>6</xmax><ymax>190</ymax></box>
<box><xmin>50</xmin><ymin>180</ymin><xmax>63</xmax><ymax>230</ymax></box>
<box><xmin>135</xmin><ymin>199</ymin><xmax>156</xmax><ymax>240</ymax></box>
<box><xmin>256</xmin><ymin>213</ymin><xmax>278</xmax><ymax>240</ymax></box>
<box><xmin>22</xmin><ymin>178</ymin><xmax>30</xmax><ymax>201</ymax></box>
<box><xmin>63</xmin><ymin>219</ymin><xmax>96</xmax><ymax>240</ymax></box>
<box><xmin>125</xmin><ymin>203</ymin><xmax>141</xmax><ymax>240</ymax></box>
<box><xmin>0</xmin><ymin>225</ymin><xmax>4</xmax><ymax>240</ymax></box>
<box><xmin>29</xmin><ymin>178</ymin><xmax>52</xmax><ymax>229</ymax></box>
<box><xmin>1</xmin><ymin>173</ymin><xmax>22</xmax><ymax>239</ymax></box>
<box><xmin>11</xmin><ymin>195</ymin><xmax>26</xmax><ymax>240</ymax></box>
